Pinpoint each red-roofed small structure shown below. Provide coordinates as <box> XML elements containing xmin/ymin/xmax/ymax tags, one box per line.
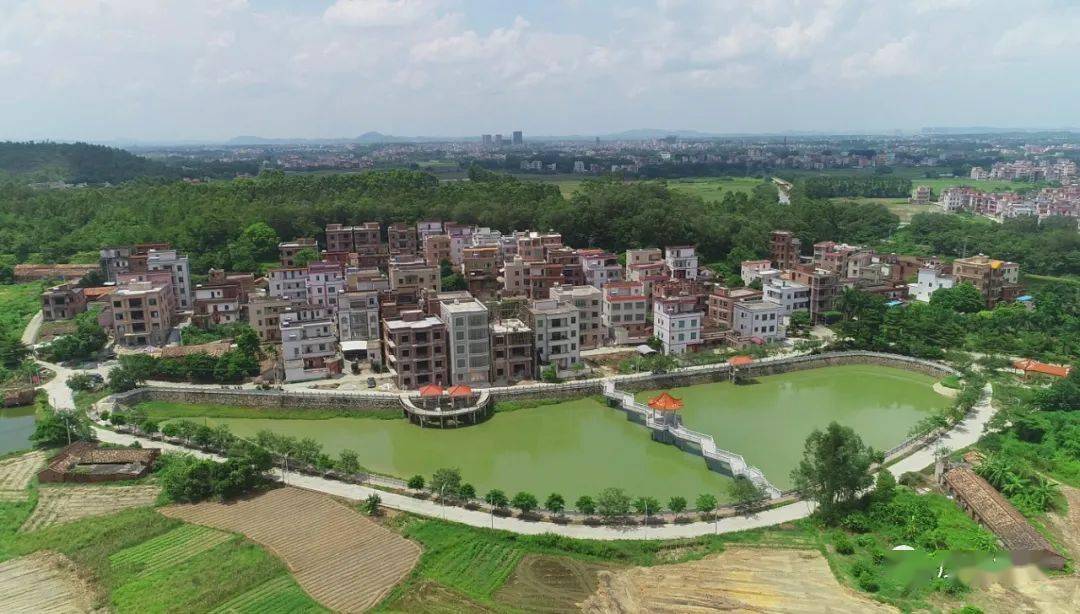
<box><xmin>446</xmin><ymin>385</ymin><xmax>473</xmax><ymax>397</ymax></box>
<box><xmin>728</xmin><ymin>355</ymin><xmax>754</xmax><ymax>367</ymax></box>
<box><xmin>1013</xmin><ymin>359</ymin><xmax>1071</xmax><ymax>379</ymax></box>
<box><xmin>647</xmin><ymin>392</ymin><xmax>683</xmax><ymax>412</ymax></box>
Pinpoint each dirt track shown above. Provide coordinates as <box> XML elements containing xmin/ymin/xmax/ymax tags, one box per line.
<box><xmin>161</xmin><ymin>486</ymin><xmax>420</xmax><ymax>613</ymax></box>
<box><xmin>580</xmin><ymin>547</ymin><xmax>895</xmax><ymax>613</ymax></box>
<box><xmin>0</xmin><ymin>552</ymin><xmax>99</xmax><ymax>613</ymax></box>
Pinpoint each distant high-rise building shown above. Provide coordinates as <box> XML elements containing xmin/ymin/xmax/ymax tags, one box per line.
<box><xmin>512</xmin><ymin>130</ymin><xmax>523</xmax><ymax>145</ymax></box>
<box><xmin>481</xmin><ymin>134</ymin><xmax>492</xmax><ymax>147</ymax></box>
<box><xmin>494</xmin><ymin>134</ymin><xmax>504</xmax><ymax>147</ymax></box>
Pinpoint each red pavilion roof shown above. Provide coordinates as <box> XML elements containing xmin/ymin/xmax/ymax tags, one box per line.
<box><xmin>647</xmin><ymin>392</ymin><xmax>683</xmax><ymax>411</ymax></box>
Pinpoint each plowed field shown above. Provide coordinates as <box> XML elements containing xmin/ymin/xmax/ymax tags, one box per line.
<box><xmin>161</xmin><ymin>487</ymin><xmax>420</xmax><ymax>613</ymax></box>
<box><xmin>20</xmin><ymin>485</ymin><xmax>160</xmax><ymax>532</ymax></box>
<box><xmin>0</xmin><ymin>450</ymin><xmax>46</xmax><ymax>499</ymax></box>
<box><xmin>0</xmin><ymin>552</ymin><xmax>98</xmax><ymax>613</ymax></box>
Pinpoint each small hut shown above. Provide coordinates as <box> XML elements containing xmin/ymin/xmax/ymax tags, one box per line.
<box><xmin>446</xmin><ymin>385</ymin><xmax>475</xmax><ymax>409</ymax></box>
<box><xmin>417</xmin><ymin>384</ymin><xmax>445</xmax><ymax>409</ymax></box>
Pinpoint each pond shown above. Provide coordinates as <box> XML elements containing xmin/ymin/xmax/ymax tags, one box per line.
<box><xmin>162</xmin><ymin>365</ymin><xmax>948</xmax><ymax>501</ymax></box>
<box><xmin>0</xmin><ymin>405</ymin><xmax>37</xmax><ymax>456</ymax></box>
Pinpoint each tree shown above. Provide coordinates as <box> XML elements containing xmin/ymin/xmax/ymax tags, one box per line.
<box><xmin>726</xmin><ymin>477</ymin><xmax>766</xmax><ymax>514</ymax></box>
<box><xmin>431</xmin><ymin>467</ymin><xmax>463</xmax><ymax>500</ymax></box>
<box><xmin>790</xmin><ymin>422</ymin><xmax>876</xmax><ymax>519</ymax></box>
<box><xmin>361</xmin><ymin>493</ymin><xmax>382</xmax><ymax>516</ymax></box>
<box><xmin>1034</xmin><ymin>367</ymin><xmax>1080</xmax><ymax>411</ymax></box>
<box><xmin>540</xmin><ymin>364</ymin><xmax>560</xmax><ymax>383</ymax></box>
<box><xmin>788</xmin><ymin>310</ymin><xmax>812</xmax><ymax>336</ymax></box>
<box><xmin>575</xmin><ymin>495</ymin><xmax>596</xmax><ymax>516</ymax></box>
<box><xmin>668</xmin><ymin>496</ymin><xmax>687</xmax><ymax>518</ymax></box>
<box><xmin>0</xmin><ymin>337</ymin><xmax>29</xmax><ymax>369</ymax></box>
<box><xmin>695</xmin><ymin>493</ymin><xmax>717</xmax><ymax>517</ymax></box>
<box><xmin>66</xmin><ymin>372</ymin><xmax>100</xmax><ymax>392</ymax></box>
<box><xmin>484</xmin><ymin>489</ymin><xmax>509</xmax><ymax>509</ymax></box>
<box><xmin>234</xmin><ymin>325</ymin><xmax>261</xmax><ymax>359</ymax></box>
<box><xmin>633</xmin><ymin>495</ymin><xmax>660</xmax><ymax>517</ymax></box>
<box><xmin>407</xmin><ymin>475</ymin><xmax>426</xmax><ymax>490</ymax></box>
<box><xmin>545</xmin><ymin>493</ymin><xmax>565</xmax><ymax>515</ymax></box>
<box><xmin>930</xmin><ymin>283</ymin><xmax>985</xmax><ymax>314</ymax></box>
<box><xmin>240</xmin><ymin>222</ymin><xmax>280</xmax><ymax>261</ymax></box>
<box><xmin>337</xmin><ymin>449</ymin><xmax>360</xmax><ymax>475</ymax></box>
<box><xmin>32</xmin><ymin>408</ymin><xmax>94</xmax><ymax>447</ymax></box>
<box><xmin>596</xmin><ymin>487</ymin><xmax>632</xmax><ymax>518</ymax></box>
<box><xmin>459</xmin><ymin>483</ymin><xmax>476</xmax><ymax>500</ymax></box>
<box><xmin>292</xmin><ymin>248</ymin><xmax>320</xmax><ymax>267</ymax></box>
<box><xmin>511</xmin><ymin>491</ymin><xmax>538</xmax><ymax>515</ymax></box>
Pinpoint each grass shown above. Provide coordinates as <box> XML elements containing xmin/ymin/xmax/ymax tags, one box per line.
<box><xmin>829</xmin><ymin>196</ymin><xmax>932</xmax><ymax>223</ymax></box>
<box><xmin>1022</xmin><ymin>273</ymin><xmax>1080</xmax><ymax>293</ymax></box>
<box><xmin>0</xmin><ymin>281</ymin><xmax>43</xmax><ymax>338</ymax></box>
<box><xmin>940</xmin><ymin>375</ymin><xmax>962</xmax><ymax>390</ymax></box>
<box><xmin>209</xmin><ymin>574</ymin><xmax>326</xmax><ymax>613</ymax></box>
<box><xmin>108</xmin><ymin>524</ymin><xmax>231</xmax><ymax>581</ymax></box>
<box><xmin>663</xmin><ymin>176</ymin><xmax>764</xmax><ymax>201</ymax></box>
<box><xmin>138</xmin><ymin>401</ymin><xmax>402</xmax><ymax>421</ymax></box>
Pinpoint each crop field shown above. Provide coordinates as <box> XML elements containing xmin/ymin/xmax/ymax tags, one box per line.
<box><xmin>161</xmin><ymin>486</ymin><xmax>420</xmax><ymax>612</ymax></box>
<box><xmin>0</xmin><ymin>450</ymin><xmax>46</xmax><ymax>499</ymax></box>
<box><xmin>109</xmin><ymin>524</ymin><xmax>231</xmax><ymax>579</ymax></box>
<box><xmin>665</xmin><ymin>176</ymin><xmax>765</xmax><ymax>201</ymax></box>
<box><xmin>209</xmin><ymin>574</ymin><xmax>327</xmax><ymax>614</ymax></box>
<box><xmin>581</xmin><ymin>547</ymin><xmax>893</xmax><ymax>613</ymax></box>
<box><xmin>494</xmin><ymin>554</ymin><xmax>610</xmax><ymax>613</ymax></box>
<box><xmin>829</xmin><ymin>196</ymin><xmax>937</xmax><ymax>223</ymax></box>
<box><xmin>20</xmin><ymin>485</ymin><xmax>161</xmax><ymax>532</ymax></box>
<box><xmin>0</xmin><ymin>552</ymin><xmax>97</xmax><ymax>613</ymax></box>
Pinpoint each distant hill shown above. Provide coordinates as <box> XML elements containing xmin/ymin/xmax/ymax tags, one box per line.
<box><xmin>0</xmin><ymin>141</ymin><xmax>173</xmax><ymax>184</ymax></box>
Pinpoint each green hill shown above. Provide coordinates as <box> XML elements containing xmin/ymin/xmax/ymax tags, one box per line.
<box><xmin>0</xmin><ymin>141</ymin><xmax>179</xmax><ymax>184</ymax></box>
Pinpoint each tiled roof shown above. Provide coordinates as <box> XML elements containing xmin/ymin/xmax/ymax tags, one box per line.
<box><xmin>943</xmin><ymin>467</ymin><xmax>1056</xmax><ymax>553</ymax></box>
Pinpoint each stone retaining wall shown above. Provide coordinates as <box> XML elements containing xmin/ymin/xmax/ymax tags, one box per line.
<box><xmin>109</xmin><ymin>351</ymin><xmax>956</xmax><ymax>413</ymax></box>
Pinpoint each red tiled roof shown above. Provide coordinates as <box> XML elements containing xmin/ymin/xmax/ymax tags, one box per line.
<box><xmin>1013</xmin><ymin>359</ymin><xmax>1071</xmax><ymax>378</ymax></box>
<box><xmin>647</xmin><ymin>392</ymin><xmax>683</xmax><ymax>411</ymax></box>
<box><xmin>418</xmin><ymin>384</ymin><xmax>445</xmax><ymax>397</ymax></box>
<box><xmin>446</xmin><ymin>385</ymin><xmax>474</xmax><ymax>397</ymax></box>
<box><xmin>728</xmin><ymin>355</ymin><xmax>754</xmax><ymax>366</ymax></box>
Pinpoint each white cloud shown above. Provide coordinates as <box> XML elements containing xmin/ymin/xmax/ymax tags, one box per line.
<box><xmin>323</xmin><ymin>0</ymin><xmax>441</xmax><ymax>28</ymax></box>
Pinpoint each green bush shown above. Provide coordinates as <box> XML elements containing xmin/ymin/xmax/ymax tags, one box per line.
<box><xmin>833</xmin><ymin>533</ymin><xmax>855</xmax><ymax>555</ymax></box>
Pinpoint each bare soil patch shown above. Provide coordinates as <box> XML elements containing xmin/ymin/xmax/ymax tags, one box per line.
<box><xmin>495</xmin><ymin>554</ymin><xmax>611</xmax><ymax>613</ymax></box>
<box><xmin>581</xmin><ymin>547</ymin><xmax>895</xmax><ymax>613</ymax></box>
<box><xmin>0</xmin><ymin>450</ymin><xmax>47</xmax><ymax>498</ymax></box>
<box><xmin>20</xmin><ymin>485</ymin><xmax>160</xmax><ymax>532</ymax></box>
<box><xmin>387</xmin><ymin>580</ymin><xmax>499</xmax><ymax>613</ymax></box>
<box><xmin>161</xmin><ymin>486</ymin><xmax>420</xmax><ymax>613</ymax></box>
<box><xmin>0</xmin><ymin>551</ymin><xmax>100</xmax><ymax>613</ymax></box>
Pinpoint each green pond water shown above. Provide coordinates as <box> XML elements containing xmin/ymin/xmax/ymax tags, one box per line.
<box><xmin>0</xmin><ymin>405</ymin><xmax>36</xmax><ymax>456</ymax></box>
<box><xmin>175</xmin><ymin>365</ymin><xmax>947</xmax><ymax>500</ymax></box>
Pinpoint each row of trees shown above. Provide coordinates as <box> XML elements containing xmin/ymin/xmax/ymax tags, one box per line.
<box><xmin>405</xmin><ymin>467</ymin><xmax>767</xmax><ymax>520</ymax></box>
<box><xmin>108</xmin><ymin>325</ymin><xmax>262</xmax><ymax>391</ymax></box>
<box><xmin>801</xmin><ymin>175</ymin><xmax>912</xmax><ymax>198</ymax></box>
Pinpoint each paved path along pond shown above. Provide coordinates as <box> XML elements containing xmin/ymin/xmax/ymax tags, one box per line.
<box><xmin>163</xmin><ymin>365</ymin><xmax>948</xmax><ymax>501</ymax></box>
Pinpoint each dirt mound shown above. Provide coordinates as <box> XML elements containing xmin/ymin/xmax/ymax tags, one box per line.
<box><xmin>161</xmin><ymin>486</ymin><xmax>420</xmax><ymax>613</ymax></box>
<box><xmin>495</xmin><ymin>554</ymin><xmax>610</xmax><ymax>613</ymax></box>
<box><xmin>581</xmin><ymin>547</ymin><xmax>895</xmax><ymax>613</ymax></box>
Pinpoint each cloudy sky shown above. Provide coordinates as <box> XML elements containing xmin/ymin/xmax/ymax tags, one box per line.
<box><xmin>1</xmin><ymin>0</ymin><xmax>1077</xmax><ymax>141</ymax></box>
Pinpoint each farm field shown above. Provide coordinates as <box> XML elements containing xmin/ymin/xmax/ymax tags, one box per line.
<box><xmin>20</xmin><ymin>485</ymin><xmax>161</xmax><ymax>532</ymax></box>
<box><xmin>581</xmin><ymin>547</ymin><xmax>893</xmax><ymax>613</ymax></box>
<box><xmin>210</xmin><ymin>574</ymin><xmax>327</xmax><ymax>614</ymax></box>
<box><xmin>0</xmin><ymin>450</ymin><xmax>46</xmax><ymax>499</ymax></box>
<box><xmin>829</xmin><ymin>196</ymin><xmax>939</xmax><ymax>223</ymax></box>
<box><xmin>0</xmin><ymin>552</ymin><xmax>98</xmax><ymax>613</ymax></box>
<box><xmin>663</xmin><ymin>176</ymin><xmax>765</xmax><ymax>201</ymax></box>
<box><xmin>161</xmin><ymin>486</ymin><xmax>420</xmax><ymax>612</ymax></box>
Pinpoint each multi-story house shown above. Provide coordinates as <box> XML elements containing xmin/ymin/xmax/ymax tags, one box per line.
<box><xmin>501</xmin><ymin>256</ymin><xmax>528</xmax><ymax>297</ymax></box>
<box><xmin>770</xmin><ymin>230</ymin><xmax>802</xmax><ymax>271</ymax></box>
<box><xmin>192</xmin><ymin>283</ymin><xmax>245</xmax><ymax>328</ymax></box>
<box><xmin>625</xmin><ymin>248</ymin><xmax>662</xmax><ymax>268</ymax></box>
<box><xmin>762</xmin><ymin>278</ymin><xmax>811</xmax><ymax>315</ymax></box>
<box><xmin>387</xmin><ymin>222</ymin><xmax>418</xmax><ymax>255</ymax></box>
<box><xmin>490</xmin><ymin>319</ymin><xmax>534</xmax><ymax>386</ymax></box>
<box><xmin>109</xmin><ymin>282</ymin><xmax>174</xmax><ymax>347</ymax></box>
<box><xmin>146</xmin><ymin>249</ymin><xmax>192</xmax><ymax>311</ymax></box>
<box><xmin>664</xmin><ymin>246</ymin><xmax>699</xmax><ymax>280</ymax></box>
<box><xmin>268</xmin><ymin>267</ymin><xmax>309</xmax><ymax>302</ymax></box>
<box><xmin>601</xmin><ymin>281</ymin><xmax>650</xmax><ymax>344</ymax></box>
<box><xmin>578</xmin><ymin>250</ymin><xmax>623</xmax><ymax>288</ymax></box>
<box><xmin>546</xmin><ymin>246</ymin><xmax>587</xmax><ymax>287</ymax></box>
<box><xmin>422</xmin><ymin>234</ymin><xmax>452</xmax><ymax>267</ymax></box>
<box><xmin>653</xmin><ymin>293</ymin><xmax>703</xmax><ymax>355</ymax></box>
<box><xmin>337</xmin><ymin>291</ymin><xmax>380</xmax><ymax>341</ymax></box>
<box><xmin>707</xmin><ymin>286</ymin><xmax>763</xmax><ymax>328</ymax></box>
<box><xmin>515</xmin><ymin>231</ymin><xmax>562</xmax><ymax>261</ymax></box>
<box><xmin>911</xmin><ymin>185</ymin><xmax>932</xmax><ymax>204</ymax></box>
<box><xmin>526</xmin><ymin>298</ymin><xmax>580</xmax><ymax>373</ymax></box>
<box><xmin>786</xmin><ymin>265</ymin><xmax>840</xmax><ymax>322</ymax></box>
<box><xmin>388</xmin><ymin>256</ymin><xmax>441</xmax><ymax>301</ymax></box>
<box><xmin>247</xmin><ymin>295</ymin><xmax>293</xmax><ymax>343</ymax></box>
<box><xmin>416</xmin><ymin>221</ymin><xmax>444</xmax><ymax>242</ymax></box>
<box><xmin>382</xmin><ymin>310</ymin><xmax>448</xmax><ymax>389</ymax></box>
<box><xmin>41</xmin><ymin>284</ymin><xmax>87</xmax><ymax>321</ymax></box>
<box><xmin>731</xmin><ymin>301</ymin><xmax>786</xmax><ymax>344</ymax></box>
<box><xmin>440</xmin><ymin>297</ymin><xmax>491</xmax><ymax>387</ymax></box>
<box><xmin>626</xmin><ymin>261</ymin><xmax>668</xmax><ymax>299</ymax></box>
<box><xmin>324</xmin><ymin>222</ymin><xmax>381</xmax><ymax>254</ymax></box>
<box><xmin>740</xmin><ymin>260</ymin><xmax>776</xmax><ymax>284</ymax></box>
<box><xmin>813</xmin><ymin>242</ymin><xmax>872</xmax><ymax>280</ymax></box>
<box><xmin>461</xmin><ymin>246</ymin><xmax>500</xmax><ymax>299</ymax></box>
<box><xmin>99</xmin><ymin>246</ymin><xmax>132</xmax><ymax>282</ymax></box>
<box><xmin>952</xmin><ymin>254</ymin><xmax>1022</xmax><ymax>308</ymax></box>
<box><xmin>306</xmin><ymin>262</ymin><xmax>345</xmax><ymax>310</ymax></box>
<box><xmin>526</xmin><ymin>261</ymin><xmax>564</xmax><ymax>300</ymax></box>
<box><xmin>912</xmin><ymin>266</ymin><xmax>956</xmax><ymax>303</ymax></box>
<box><xmin>278</xmin><ymin>237</ymin><xmax>318</xmax><ymax>267</ymax></box>
<box><xmin>280</xmin><ymin>306</ymin><xmax>341</xmax><ymax>382</ymax></box>
<box><xmin>550</xmin><ymin>284</ymin><xmax>603</xmax><ymax>350</ymax></box>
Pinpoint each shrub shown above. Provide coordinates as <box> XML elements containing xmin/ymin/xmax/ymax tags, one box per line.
<box><xmin>898</xmin><ymin>471</ymin><xmax>924</xmax><ymax>487</ymax></box>
<box><xmin>841</xmin><ymin>512</ymin><xmax>872</xmax><ymax>533</ymax></box>
<box><xmin>361</xmin><ymin>494</ymin><xmax>381</xmax><ymax>516</ymax></box>
<box><xmin>575</xmin><ymin>495</ymin><xmax>595</xmax><ymax>515</ymax></box>
<box><xmin>833</xmin><ymin>533</ymin><xmax>855</xmax><ymax>555</ymax></box>
<box><xmin>66</xmin><ymin>372</ymin><xmax>100</xmax><ymax>392</ymax></box>
<box><xmin>406</xmin><ymin>475</ymin><xmax>426</xmax><ymax>490</ymax></box>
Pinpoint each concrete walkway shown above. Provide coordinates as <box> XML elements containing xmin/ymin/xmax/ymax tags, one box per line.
<box><xmin>20</xmin><ymin>311</ymin><xmax>42</xmax><ymax>346</ymax></box>
<box><xmin>89</xmin><ymin>384</ymin><xmax>996</xmax><ymax>541</ymax></box>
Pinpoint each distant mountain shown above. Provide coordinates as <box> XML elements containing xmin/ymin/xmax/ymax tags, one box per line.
<box><xmin>601</xmin><ymin>128</ymin><xmax>723</xmax><ymax>139</ymax></box>
<box><xmin>0</xmin><ymin>141</ymin><xmax>173</xmax><ymax>184</ymax></box>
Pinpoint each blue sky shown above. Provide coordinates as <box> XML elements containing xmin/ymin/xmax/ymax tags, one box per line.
<box><xmin>1</xmin><ymin>0</ymin><xmax>1078</xmax><ymax>141</ymax></box>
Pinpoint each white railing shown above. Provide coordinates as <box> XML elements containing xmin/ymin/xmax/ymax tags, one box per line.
<box><xmin>602</xmin><ymin>379</ymin><xmax>782</xmax><ymax>499</ymax></box>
